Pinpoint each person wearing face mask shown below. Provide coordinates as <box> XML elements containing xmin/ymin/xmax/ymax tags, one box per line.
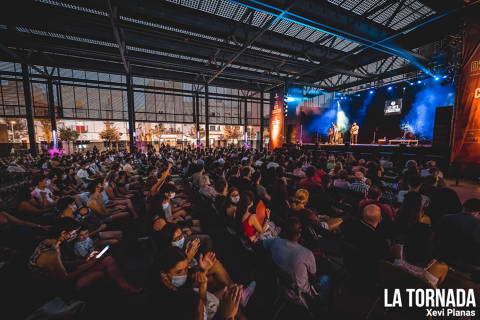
<box><xmin>28</xmin><ymin>218</ymin><xmax>139</xmax><ymax>293</ymax></box>
<box><xmin>151</xmin><ymin>247</ymin><xmax>245</xmax><ymax>320</ymax></box>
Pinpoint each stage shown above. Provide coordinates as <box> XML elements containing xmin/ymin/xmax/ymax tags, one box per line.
<box><xmin>299</xmin><ymin>142</ymin><xmax>450</xmax><ymax>166</ymax></box>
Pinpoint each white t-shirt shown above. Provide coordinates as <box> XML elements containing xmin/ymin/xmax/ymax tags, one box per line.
<box><xmin>77</xmin><ymin>169</ymin><xmax>90</xmax><ymax>180</ymax></box>
<box><xmin>31</xmin><ymin>187</ymin><xmax>54</xmax><ymax>203</ymax></box>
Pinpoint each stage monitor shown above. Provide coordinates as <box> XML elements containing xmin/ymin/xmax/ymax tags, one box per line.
<box><xmin>384</xmin><ymin>99</ymin><xmax>403</xmax><ymax>115</ymax></box>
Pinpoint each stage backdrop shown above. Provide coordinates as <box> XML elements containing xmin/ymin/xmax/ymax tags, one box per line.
<box><xmin>451</xmin><ymin>17</ymin><xmax>480</xmax><ymax>166</ymax></box>
<box><xmin>269</xmin><ymin>91</ymin><xmax>284</xmax><ymax>150</ymax></box>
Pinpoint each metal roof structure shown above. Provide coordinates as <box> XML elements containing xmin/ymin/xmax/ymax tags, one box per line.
<box><xmin>0</xmin><ymin>0</ymin><xmax>477</xmax><ymax>92</ymax></box>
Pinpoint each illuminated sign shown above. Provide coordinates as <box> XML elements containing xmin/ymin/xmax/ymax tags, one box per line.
<box><xmin>475</xmin><ymin>88</ymin><xmax>480</xmax><ymax>98</ymax></box>
<box><xmin>269</xmin><ymin>92</ymin><xmax>284</xmax><ymax>150</ymax></box>
<box><xmin>384</xmin><ymin>99</ymin><xmax>403</xmax><ymax>115</ymax></box>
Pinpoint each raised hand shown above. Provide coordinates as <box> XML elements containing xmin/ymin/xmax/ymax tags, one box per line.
<box><xmin>218</xmin><ymin>285</ymin><xmax>241</xmax><ymax>320</ymax></box>
<box><xmin>199</xmin><ymin>252</ymin><xmax>216</xmax><ymax>272</ymax></box>
<box><xmin>185</xmin><ymin>238</ymin><xmax>200</xmax><ymax>261</ymax></box>
<box><xmin>192</xmin><ymin>271</ymin><xmax>208</xmax><ymax>291</ymax></box>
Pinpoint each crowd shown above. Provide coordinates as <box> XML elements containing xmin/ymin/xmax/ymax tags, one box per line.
<box><xmin>0</xmin><ymin>145</ymin><xmax>479</xmax><ymax>319</ymax></box>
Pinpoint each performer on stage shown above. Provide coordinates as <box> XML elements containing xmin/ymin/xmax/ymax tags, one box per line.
<box><xmin>332</xmin><ymin>122</ymin><xmax>339</xmax><ymax>144</ymax></box>
<box><xmin>350</xmin><ymin>122</ymin><xmax>359</xmax><ymax>144</ymax></box>
<box><xmin>328</xmin><ymin>127</ymin><xmax>333</xmax><ymax>144</ymax></box>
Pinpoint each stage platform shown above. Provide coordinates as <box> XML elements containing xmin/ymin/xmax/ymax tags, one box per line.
<box><xmin>299</xmin><ymin>142</ymin><xmax>450</xmax><ymax>166</ymax></box>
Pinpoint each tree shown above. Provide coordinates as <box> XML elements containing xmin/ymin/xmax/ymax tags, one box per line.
<box><xmin>38</xmin><ymin>119</ymin><xmax>52</xmax><ymax>142</ymax></box>
<box><xmin>247</xmin><ymin>127</ymin><xmax>257</xmax><ymax>140</ymax></box>
<box><xmin>223</xmin><ymin>125</ymin><xmax>242</xmax><ymax>140</ymax></box>
<box><xmin>59</xmin><ymin>127</ymin><xmax>80</xmax><ymax>142</ymax></box>
<box><xmin>148</xmin><ymin>123</ymin><xmax>167</xmax><ymax>141</ymax></box>
<box><xmin>186</xmin><ymin>127</ymin><xmax>205</xmax><ymax>139</ymax></box>
<box><xmin>99</xmin><ymin>126</ymin><xmax>122</xmax><ymax>148</ymax></box>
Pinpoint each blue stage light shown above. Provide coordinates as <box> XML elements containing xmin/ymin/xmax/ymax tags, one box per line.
<box><xmin>387</xmin><ymin>86</ymin><xmax>393</xmax><ymax>91</ymax></box>
<box><xmin>409</xmin><ymin>82</ymin><xmax>415</xmax><ymax>86</ymax></box>
<box><xmin>369</xmin><ymin>90</ymin><xmax>374</xmax><ymax>94</ymax></box>
<box><xmin>434</xmin><ymin>76</ymin><xmax>440</xmax><ymax>81</ymax></box>
<box><xmin>443</xmin><ymin>75</ymin><xmax>448</xmax><ymax>79</ymax></box>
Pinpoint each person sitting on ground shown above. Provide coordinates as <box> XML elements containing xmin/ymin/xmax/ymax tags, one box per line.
<box><xmin>252</xmin><ymin>171</ymin><xmax>271</xmax><ymax>205</ymax></box>
<box><xmin>73</xmin><ymin>226</ymin><xmax>121</xmax><ymax>258</ymax></box>
<box><xmin>359</xmin><ymin>185</ymin><xmax>394</xmax><ymax>220</ymax></box>
<box><xmin>213</xmin><ymin>178</ymin><xmax>228</xmax><ymax>213</ymax></box>
<box><xmin>263</xmin><ymin>216</ymin><xmax>330</xmax><ymax>309</ymax></box>
<box><xmin>333</xmin><ymin>169</ymin><xmax>351</xmax><ymax>190</ymax></box>
<box><xmin>349</xmin><ymin>171</ymin><xmax>369</xmax><ymax>197</ymax></box>
<box><xmin>342</xmin><ymin>204</ymin><xmax>395</xmax><ymax>281</ymax></box>
<box><xmin>150</xmin><ymin>247</ymin><xmax>247</xmax><ymax>320</ymax></box>
<box><xmin>291</xmin><ymin>189</ymin><xmax>343</xmax><ymax>233</ymax></box>
<box><xmin>28</xmin><ymin>218</ymin><xmax>139</xmax><ymax>294</ymax></box>
<box><xmin>199</xmin><ymin>174</ymin><xmax>218</xmax><ymax>200</ymax></box>
<box><xmin>435</xmin><ymin>198</ymin><xmax>480</xmax><ymax>266</ymax></box>
<box><xmin>236</xmin><ymin>166</ymin><xmax>253</xmax><ymax>194</ymax></box>
<box><xmin>16</xmin><ymin>186</ymin><xmax>52</xmax><ymax>221</ymax></box>
<box><xmin>30</xmin><ymin>175</ymin><xmax>57</xmax><ymax>209</ymax></box>
<box><xmin>397</xmin><ymin>175</ymin><xmax>430</xmax><ymax>209</ymax></box>
<box><xmin>103</xmin><ymin>174</ymin><xmax>139</xmax><ymax>218</ymax></box>
<box><xmin>237</xmin><ymin>190</ymin><xmax>272</xmax><ymax>242</ymax></box>
<box><xmin>87</xmin><ymin>181</ymin><xmax>130</xmax><ymax>221</ymax></box>
<box><xmin>298</xmin><ymin>166</ymin><xmax>322</xmax><ymax>191</ymax></box>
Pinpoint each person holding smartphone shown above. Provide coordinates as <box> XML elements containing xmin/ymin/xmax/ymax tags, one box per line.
<box><xmin>28</xmin><ymin>218</ymin><xmax>140</xmax><ymax>294</ymax></box>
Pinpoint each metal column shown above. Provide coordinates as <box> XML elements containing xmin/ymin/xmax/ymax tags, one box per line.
<box><xmin>244</xmin><ymin>97</ymin><xmax>248</xmax><ymax>148</ymax></box>
<box><xmin>195</xmin><ymin>92</ymin><xmax>200</xmax><ymax>147</ymax></box>
<box><xmin>46</xmin><ymin>78</ymin><xmax>58</xmax><ymax>149</ymax></box>
<box><xmin>21</xmin><ymin>64</ymin><xmax>37</xmax><ymax>156</ymax></box>
<box><xmin>204</xmin><ymin>84</ymin><xmax>209</xmax><ymax>148</ymax></box>
<box><xmin>260</xmin><ymin>90</ymin><xmax>264</xmax><ymax>150</ymax></box>
<box><xmin>126</xmin><ymin>74</ymin><xmax>136</xmax><ymax>152</ymax></box>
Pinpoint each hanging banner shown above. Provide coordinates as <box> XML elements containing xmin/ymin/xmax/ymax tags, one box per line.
<box><xmin>451</xmin><ymin>17</ymin><xmax>480</xmax><ymax>166</ymax></box>
<box><xmin>269</xmin><ymin>91</ymin><xmax>284</xmax><ymax>150</ymax></box>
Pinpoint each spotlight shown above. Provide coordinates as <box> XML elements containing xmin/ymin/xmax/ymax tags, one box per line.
<box><xmin>434</xmin><ymin>76</ymin><xmax>440</xmax><ymax>81</ymax></box>
<box><xmin>387</xmin><ymin>86</ymin><xmax>393</xmax><ymax>91</ymax></box>
<box><xmin>369</xmin><ymin>90</ymin><xmax>374</xmax><ymax>94</ymax></box>
<box><xmin>443</xmin><ymin>75</ymin><xmax>448</xmax><ymax>79</ymax></box>
<box><xmin>402</xmin><ymin>87</ymin><xmax>406</xmax><ymax>91</ymax></box>
<box><xmin>417</xmin><ymin>80</ymin><xmax>422</xmax><ymax>84</ymax></box>
<box><xmin>409</xmin><ymin>82</ymin><xmax>415</xmax><ymax>86</ymax></box>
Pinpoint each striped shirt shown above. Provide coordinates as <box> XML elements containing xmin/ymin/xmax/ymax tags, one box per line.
<box><xmin>349</xmin><ymin>181</ymin><xmax>370</xmax><ymax>197</ymax></box>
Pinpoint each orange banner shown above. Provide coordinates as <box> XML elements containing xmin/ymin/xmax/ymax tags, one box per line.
<box><xmin>269</xmin><ymin>92</ymin><xmax>284</xmax><ymax>150</ymax></box>
<box><xmin>451</xmin><ymin>17</ymin><xmax>480</xmax><ymax>165</ymax></box>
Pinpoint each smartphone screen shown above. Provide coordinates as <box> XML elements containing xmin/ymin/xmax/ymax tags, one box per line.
<box><xmin>96</xmin><ymin>245</ymin><xmax>110</xmax><ymax>259</ymax></box>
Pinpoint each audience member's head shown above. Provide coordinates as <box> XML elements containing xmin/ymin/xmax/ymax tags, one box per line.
<box><xmin>281</xmin><ymin>216</ymin><xmax>302</xmax><ymax>242</ymax></box>
<box><xmin>366</xmin><ymin>184</ymin><xmax>382</xmax><ymax>201</ymax></box>
<box><xmin>362</xmin><ymin>204</ymin><xmax>382</xmax><ymax>228</ymax></box>
<box><xmin>462</xmin><ymin>198</ymin><xmax>480</xmax><ymax>218</ymax></box>
<box><xmin>407</xmin><ymin>175</ymin><xmax>422</xmax><ymax>191</ymax></box>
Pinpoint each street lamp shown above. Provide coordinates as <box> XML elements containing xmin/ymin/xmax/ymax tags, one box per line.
<box><xmin>10</xmin><ymin>121</ymin><xmax>16</xmax><ymax>143</ymax></box>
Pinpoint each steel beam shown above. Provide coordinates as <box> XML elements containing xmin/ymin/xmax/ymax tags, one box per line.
<box><xmin>204</xmin><ymin>84</ymin><xmax>209</xmax><ymax>148</ymax></box>
<box><xmin>260</xmin><ymin>90</ymin><xmax>264</xmax><ymax>150</ymax></box>
<box><xmin>46</xmin><ymin>77</ymin><xmax>58</xmax><ymax>149</ymax></box>
<box><xmin>21</xmin><ymin>63</ymin><xmax>37</xmax><ymax>156</ymax></box>
<box><xmin>126</xmin><ymin>73</ymin><xmax>136</xmax><ymax>152</ymax></box>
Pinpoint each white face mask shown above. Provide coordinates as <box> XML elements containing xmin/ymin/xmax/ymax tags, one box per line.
<box><xmin>170</xmin><ymin>274</ymin><xmax>188</xmax><ymax>287</ymax></box>
<box><xmin>46</xmin><ymin>179</ymin><xmax>51</xmax><ymax>186</ymax></box>
<box><xmin>171</xmin><ymin>237</ymin><xmax>185</xmax><ymax>248</ymax></box>
<box><xmin>162</xmin><ymin>202</ymin><xmax>170</xmax><ymax>210</ymax></box>
<box><xmin>63</xmin><ymin>174</ymin><xmax>67</xmax><ymax>180</ymax></box>
<box><xmin>231</xmin><ymin>195</ymin><xmax>240</xmax><ymax>204</ymax></box>
<box><xmin>169</xmin><ymin>192</ymin><xmax>176</xmax><ymax>199</ymax></box>
<box><xmin>71</xmin><ymin>204</ymin><xmax>78</xmax><ymax>212</ymax></box>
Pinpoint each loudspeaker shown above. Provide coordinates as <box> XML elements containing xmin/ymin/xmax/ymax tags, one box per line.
<box><xmin>433</xmin><ymin>106</ymin><xmax>453</xmax><ymax>148</ymax></box>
